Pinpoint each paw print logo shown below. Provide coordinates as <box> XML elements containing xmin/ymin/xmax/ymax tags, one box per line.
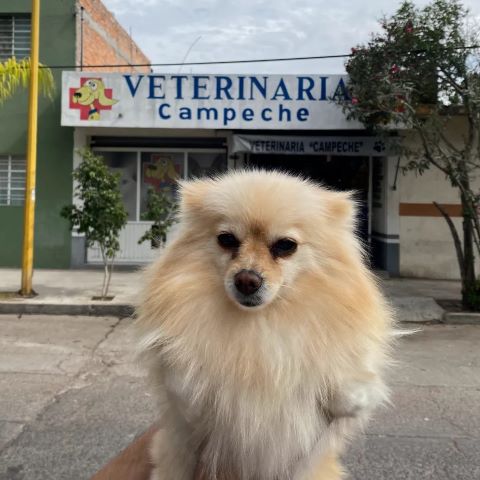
<box><xmin>373</xmin><ymin>141</ymin><xmax>386</xmax><ymax>153</ymax></box>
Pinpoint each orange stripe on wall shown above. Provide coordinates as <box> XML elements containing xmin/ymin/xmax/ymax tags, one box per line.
<box><xmin>399</xmin><ymin>203</ymin><xmax>462</xmax><ymax>217</ymax></box>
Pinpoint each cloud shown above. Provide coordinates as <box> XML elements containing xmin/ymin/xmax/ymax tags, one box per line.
<box><xmin>103</xmin><ymin>0</ymin><xmax>480</xmax><ymax>74</ymax></box>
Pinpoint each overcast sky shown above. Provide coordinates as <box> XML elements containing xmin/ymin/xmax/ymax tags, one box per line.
<box><xmin>102</xmin><ymin>0</ymin><xmax>480</xmax><ymax>74</ymax></box>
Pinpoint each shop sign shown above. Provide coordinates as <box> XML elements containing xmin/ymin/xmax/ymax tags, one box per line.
<box><xmin>232</xmin><ymin>135</ymin><xmax>396</xmax><ymax>156</ymax></box>
<box><xmin>61</xmin><ymin>72</ymin><xmax>363</xmax><ymax>130</ymax></box>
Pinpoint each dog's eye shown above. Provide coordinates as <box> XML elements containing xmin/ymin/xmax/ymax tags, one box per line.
<box><xmin>270</xmin><ymin>238</ymin><xmax>297</xmax><ymax>258</ymax></box>
<box><xmin>217</xmin><ymin>232</ymin><xmax>240</xmax><ymax>250</ymax></box>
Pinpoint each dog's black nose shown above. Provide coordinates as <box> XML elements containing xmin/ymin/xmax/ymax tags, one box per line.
<box><xmin>74</xmin><ymin>92</ymin><xmax>82</xmax><ymax>98</ymax></box>
<box><xmin>234</xmin><ymin>270</ymin><xmax>263</xmax><ymax>296</ymax></box>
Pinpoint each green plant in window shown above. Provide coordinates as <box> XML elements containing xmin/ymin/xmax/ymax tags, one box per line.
<box><xmin>61</xmin><ymin>149</ymin><xmax>128</xmax><ymax>299</ymax></box>
<box><xmin>138</xmin><ymin>187</ymin><xmax>178</xmax><ymax>249</ymax></box>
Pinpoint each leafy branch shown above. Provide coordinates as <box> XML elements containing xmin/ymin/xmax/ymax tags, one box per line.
<box><xmin>338</xmin><ymin>0</ymin><xmax>480</xmax><ymax>310</ymax></box>
<box><xmin>138</xmin><ymin>187</ymin><xmax>178</xmax><ymax>249</ymax></box>
<box><xmin>0</xmin><ymin>57</ymin><xmax>55</xmax><ymax>104</ymax></box>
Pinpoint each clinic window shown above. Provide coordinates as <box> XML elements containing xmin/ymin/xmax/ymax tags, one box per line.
<box><xmin>0</xmin><ymin>155</ymin><xmax>26</xmax><ymax>206</ymax></box>
<box><xmin>94</xmin><ymin>150</ymin><xmax>227</xmax><ymax>222</ymax></box>
<box><xmin>0</xmin><ymin>15</ymin><xmax>31</xmax><ymax>62</ymax></box>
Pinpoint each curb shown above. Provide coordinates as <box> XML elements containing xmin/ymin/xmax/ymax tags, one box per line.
<box><xmin>0</xmin><ymin>302</ymin><xmax>135</xmax><ymax>317</ymax></box>
<box><xmin>443</xmin><ymin>312</ymin><xmax>480</xmax><ymax>325</ymax></box>
<box><xmin>0</xmin><ymin>299</ymin><xmax>479</xmax><ymax>324</ymax></box>
<box><xmin>390</xmin><ymin>296</ymin><xmax>445</xmax><ymax>323</ymax></box>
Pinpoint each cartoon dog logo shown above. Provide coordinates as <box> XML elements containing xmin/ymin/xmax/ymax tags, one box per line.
<box><xmin>70</xmin><ymin>78</ymin><xmax>118</xmax><ymax>120</ymax></box>
<box><xmin>144</xmin><ymin>155</ymin><xmax>181</xmax><ymax>189</ymax></box>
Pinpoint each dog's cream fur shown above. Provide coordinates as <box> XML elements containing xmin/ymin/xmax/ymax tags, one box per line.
<box><xmin>136</xmin><ymin>170</ymin><xmax>395</xmax><ymax>480</ymax></box>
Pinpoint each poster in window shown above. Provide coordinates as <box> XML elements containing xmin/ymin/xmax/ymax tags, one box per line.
<box><xmin>143</xmin><ymin>154</ymin><xmax>182</xmax><ymax>192</ymax></box>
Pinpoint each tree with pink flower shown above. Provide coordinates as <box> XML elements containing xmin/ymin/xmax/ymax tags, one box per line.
<box><xmin>339</xmin><ymin>0</ymin><xmax>480</xmax><ymax>310</ymax></box>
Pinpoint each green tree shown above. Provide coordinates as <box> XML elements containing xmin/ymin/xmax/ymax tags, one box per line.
<box><xmin>340</xmin><ymin>0</ymin><xmax>480</xmax><ymax>310</ymax></box>
<box><xmin>0</xmin><ymin>57</ymin><xmax>55</xmax><ymax>104</ymax></box>
<box><xmin>138</xmin><ymin>186</ymin><xmax>178</xmax><ymax>249</ymax></box>
<box><xmin>61</xmin><ymin>150</ymin><xmax>128</xmax><ymax>299</ymax></box>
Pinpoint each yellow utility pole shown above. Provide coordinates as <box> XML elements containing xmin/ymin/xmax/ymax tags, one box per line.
<box><xmin>20</xmin><ymin>0</ymin><xmax>40</xmax><ymax>296</ymax></box>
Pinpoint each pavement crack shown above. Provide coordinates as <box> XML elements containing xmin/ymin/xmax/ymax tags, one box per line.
<box><xmin>0</xmin><ymin>317</ymin><xmax>126</xmax><ymax>452</ymax></box>
<box><xmin>428</xmin><ymin>391</ymin><xmax>472</xmax><ymax>438</ymax></box>
<box><xmin>91</xmin><ymin>317</ymin><xmax>123</xmax><ymax>355</ymax></box>
<box><xmin>451</xmin><ymin>438</ymin><xmax>467</xmax><ymax>459</ymax></box>
<box><xmin>0</xmin><ymin>423</ymin><xmax>25</xmax><ymax>454</ymax></box>
<box><xmin>55</xmin><ymin>353</ymin><xmax>73</xmax><ymax>374</ymax></box>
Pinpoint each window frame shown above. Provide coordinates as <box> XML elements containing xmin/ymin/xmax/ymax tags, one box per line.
<box><xmin>0</xmin><ymin>155</ymin><xmax>26</xmax><ymax>206</ymax></box>
<box><xmin>92</xmin><ymin>147</ymin><xmax>227</xmax><ymax>222</ymax></box>
<box><xmin>0</xmin><ymin>13</ymin><xmax>31</xmax><ymax>62</ymax></box>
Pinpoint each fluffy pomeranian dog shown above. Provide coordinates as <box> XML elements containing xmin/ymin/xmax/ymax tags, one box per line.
<box><xmin>136</xmin><ymin>170</ymin><xmax>395</xmax><ymax>480</ymax></box>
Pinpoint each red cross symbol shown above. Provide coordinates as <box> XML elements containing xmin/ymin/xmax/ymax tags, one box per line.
<box><xmin>69</xmin><ymin>77</ymin><xmax>115</xmax><ymax>120</ymax></box>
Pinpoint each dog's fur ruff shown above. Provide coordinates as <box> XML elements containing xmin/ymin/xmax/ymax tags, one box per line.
<box><xmin>136</xmin><ymin>170</ymin><xmax>395</xmax><ymax>480</ymax></box>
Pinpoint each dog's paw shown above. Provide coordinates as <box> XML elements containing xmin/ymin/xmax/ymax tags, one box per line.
<box><xmin>327</xmin><ymin>374</ymin><xmax>388</xmax><ymax>420</ymax></box>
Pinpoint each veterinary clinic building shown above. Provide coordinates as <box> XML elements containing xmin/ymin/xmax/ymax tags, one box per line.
<box><xmin>60</xmin><ymin>72</ymin><xmax>468</xmax><ymax>279</ymax></box>
<box><xmin>0</xmin><ymin>0</ymin><xmax>466</xmax><ymax>280</ymax></box>
<box><xmin>0</xmin><ymin>0</ymin><xmax>149</xmax><ymax>268</ymax></box>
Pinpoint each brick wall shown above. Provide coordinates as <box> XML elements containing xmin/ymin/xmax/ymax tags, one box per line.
<box><xmin>79</xmin><ymin>0</ymin><xmax>150</xmax><ymax>73</ymax></box>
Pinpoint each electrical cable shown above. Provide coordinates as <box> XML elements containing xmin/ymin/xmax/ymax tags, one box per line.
<box><xmin>25</xmin><ymin>43</ymin><xmax>479</xmax><ymax>70</ymax></box>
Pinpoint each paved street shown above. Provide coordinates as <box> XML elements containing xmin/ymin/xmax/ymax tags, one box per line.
<box><xmin>0</xmin><ymin>314</ymin><xmax>479</xmax><ymax>480</ymax></box>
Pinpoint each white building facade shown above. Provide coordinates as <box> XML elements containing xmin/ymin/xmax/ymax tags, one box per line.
<box><xmin>61</xmin><ymin>71</ymin><xmax>466</xmax><ymax>279</ymax></box>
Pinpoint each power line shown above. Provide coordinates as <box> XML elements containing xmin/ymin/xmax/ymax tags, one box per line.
<box><xmin>40</xmin><ymin>53</ymin><xmax>351</xmax><ymax>70</ymax></box>
<box><xmin>29</xmin><ymin>43</ymin><xmax>479</xmax><ymax>70</ymax></box>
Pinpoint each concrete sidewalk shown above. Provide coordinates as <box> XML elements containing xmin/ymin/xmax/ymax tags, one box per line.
<box><xmin>0</xmin><ymin>268</ymin><xmax>141</xmax><ymax>317</ymax></box>
<box><xmin>0</xmin><ymin>267</ymin><xmax>462</xmax><ymax>322</ymax></box>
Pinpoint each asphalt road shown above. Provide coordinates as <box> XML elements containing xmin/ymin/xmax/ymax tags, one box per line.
<box><xmin>0</xmin><ymin>314</ymin><xmax>479</xmax><ymax>480</ymax></box>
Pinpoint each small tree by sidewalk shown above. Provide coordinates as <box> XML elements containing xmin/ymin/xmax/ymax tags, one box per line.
<box><xmin>339</xmin><ymin>0</ymin><xmax>480</xmax><ymax>310</ymax></box>
<box><xmin>61</xmin><ymin>150</ymin><xmax>128</xmax><ymax>299</ymax></box>
<box><xmin>138</xmin><ymin>187</ymin><xmax>178</xmax><ymax>249</ymax></box>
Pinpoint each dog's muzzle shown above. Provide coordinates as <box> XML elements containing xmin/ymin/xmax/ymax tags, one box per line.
<box><xmin>233</xmin><ymin>269</ymin><xmax>264</xmax><ymax>307</ymax></box>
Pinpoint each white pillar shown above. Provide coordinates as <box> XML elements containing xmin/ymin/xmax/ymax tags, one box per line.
<box><xmin>371</xmin><ymin>155</ymin><xmax>400</xmax><ymax>275</ymax></box>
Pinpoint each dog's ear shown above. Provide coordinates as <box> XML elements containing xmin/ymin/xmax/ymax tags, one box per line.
<box><xmin>178</xmin><ymin>178</ymin><xmax>214</xmax><ymax>216</ymax></box>
<box><xmin>97</xmin><ymin>82</ymin><xmax>118</xmax><ymax>106</ymax></box>
<box><xmin>322</xmin><ymin>190</ymin><xmax>357</xmax><ymax>230</ymax></box>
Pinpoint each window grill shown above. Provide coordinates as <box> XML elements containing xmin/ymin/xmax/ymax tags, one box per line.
<box><xmin>0</xmin><ymin>14</ymin><xmax>31</xmax><ymax>62</ymax></box>
<box><xmin>0</xmin><ymin>155</ymin><xmax>26</xmax><ymax>206</ymax></box>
